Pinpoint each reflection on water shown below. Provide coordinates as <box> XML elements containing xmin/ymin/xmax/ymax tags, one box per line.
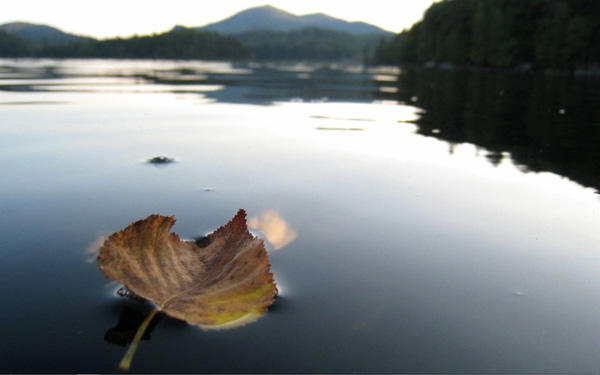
<box><xmin>248</xmin><ymin>210</ymin><xmax>298</xmax><ymax>250</ymax></box>
<box><xmin>315</xmin><ymin>127</ymin><xmax>365</xmax><ymax>131</ymax></box>
<box><xmin>0</xmin><ymin>59</ymin><xmax>398</xmax><ymax>105</ymax></box>
<box><xmin>311</xmin><ymin>115</ymin><xmax>375</xmax><ymax>122</ymax></box>
<box><xmin>2</xmin><ymin>59</ymin><xmax>600</xmax><ymax>373</ymax></box>
<box><xmin>0</xmin><ymin>100</ymin><xmax>68</xmax><ymax>105</ymax></box>
<box><xmin>105</xmin><ymin>304</ymin><xmax>162</xmax><ymax>347</ymax></box>
<box><xmin>395</xmin><ymin>69</ymin><xmax>600</xmax><ymax>193</ymax></box>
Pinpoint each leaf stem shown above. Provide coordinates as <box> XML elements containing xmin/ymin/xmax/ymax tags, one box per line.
<box><xmin>118</xmin><ymin>308</ymin><xmax>159</xmax><ymax>371</ymax></box>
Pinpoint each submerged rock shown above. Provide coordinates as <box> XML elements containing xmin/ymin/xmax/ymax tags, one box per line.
<box><xmin>147</xmin><ymin>156</ymin><xmax>175</xmax><ymax>164</ymax></box>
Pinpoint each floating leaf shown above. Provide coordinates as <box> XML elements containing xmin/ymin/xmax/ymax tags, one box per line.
<box><xmin>97</xmin><ymin>209</ymin><xmax>277</xmax><ymax>369</ymax></box>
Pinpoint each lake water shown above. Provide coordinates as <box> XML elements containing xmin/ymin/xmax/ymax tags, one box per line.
<box><xmin>1</xmin><ymin>59</ymin><xmax>600</xmax><ymax>373</ymax></box>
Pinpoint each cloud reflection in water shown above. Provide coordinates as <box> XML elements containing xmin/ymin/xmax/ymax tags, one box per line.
<box><xmin>248</xmin><ymin>210</ymin><xmax>297</xmax><ymax>250</ymax></box>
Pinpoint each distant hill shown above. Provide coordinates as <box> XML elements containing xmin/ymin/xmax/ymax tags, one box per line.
<box><xmin>0</xmin><ymin>22</ymin><xmax>93</xmax><ymax>46</ymax></box>
<box><xmin>196</xmin><ymin>5</ymin><xmax>391</xmax><ymax>62</ymax></box>
<box><xmin>198</xmin><ymin>5</ymin><xmax>392</xmax><ymax>36</ymax></box>
<box><xmin>0</xmin><ymin>24</ymin><xmax>249</xmax><ymax>60</ymax></box>
<box><xmin>236</xmin><ymin>27</ymin><xmax>384</xmax><ymax>61</ymax></box>
<box><xmin>0</xmin><ymin>30</ymin><xmax>33</xmax><ymax>56</ymax></box>
<box><xmin>44</xmin><ymin>27</ymin><xmax>250</xmax><ymax>60</ymax></box>
<box><xmin>0</xmin><ymin>6</ymin><xmax>392</xmax><ymax>62</ymax></box>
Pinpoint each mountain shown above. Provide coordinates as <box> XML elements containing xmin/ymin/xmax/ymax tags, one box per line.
<box><xmin>0</xmin><ymin>24</ymin><xmax>248</xmax><ymax>60</ymax></box>
<box><xmin>0</xmin><ymin>6</ymin><xmax>391</xmax><ymax>61</ymax></box>
<box><xmin>0</xmin><ymin>22</ymin><xmax>93</xmax><ymax>46</ymax></box>
<box><xmin>299</xmin><ymin>12</ymin><xmax>387</xmax><ymax>35</ymax></box>
<box><xmin>236</xmin><ymin>27</ymin><xmax>377</xmax><ymax>61</ymax></box>
<box><xmin>198</xmin><ymin>5</ymin><xmax>392</xmax><ymax>36</ymax></box>
<box><xmin>0</xmin><ymin>29</ymin><xmax>34</xmax><ymax>56</ymax></box>
<box><xmin>43</xmin><ymin>27</ymin><xmax>250</xmax><ymax>60</ymax></box>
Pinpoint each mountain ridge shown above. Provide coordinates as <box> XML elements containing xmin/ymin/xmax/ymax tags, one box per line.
<box><xmin>0</xmin><ymin>5</ymin><xmax>392</xmax><ymax>45</ymax></box>
<box><xmin>0</xmin><ymin>5</ymin><xmax>393</xmax><ymax>61</ymax></box>
<box><xmin>0</xmin><ymin>22</ymin><xmax>92</xmax><ymax>45</ymax></box>
<box><xmin>198</xmin><ymin>5</ymin><xmax>392</xmax><ymax>36</ymax></box>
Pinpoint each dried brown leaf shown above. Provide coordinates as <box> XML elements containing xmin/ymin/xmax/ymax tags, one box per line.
<box><xmin>97</xmin><ymin>209</ymin><xmax>277</xmax><ymax>330</ymax></box>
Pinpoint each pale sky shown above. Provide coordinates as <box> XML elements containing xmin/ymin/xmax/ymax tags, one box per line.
<box><xmin>1</xmin><ymin>0</ymin><xmax>438</xmax><ymax>39</ymax></box>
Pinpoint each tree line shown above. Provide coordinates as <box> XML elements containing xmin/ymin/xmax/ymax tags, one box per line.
<box><xmin>375</xmin><ymin>0</ymin><xmax>600</xmax><ymax>70</ymax></box>
<box><xmin>393</xmin><ymin>68</ymin><xmax>600</xmax><ymax>191</ymax></box>
<box><xmin>0</xmin><ymin>26</ymin><xmax>380</xmax><ymax>62</ymax></box>
<box><xmin>0</xmin><ymin>30</ymin><xmax>35</xmax><ymax>56</ymax></box>
<box><xmin>0</xmin><ymin>27</ymin><xmax>250</xmax><ymax>60</ymax></box>
<box><xmin>234</xmin><ymin>28</ymin><xmax>379</xmax><ymax>61</ymax></box>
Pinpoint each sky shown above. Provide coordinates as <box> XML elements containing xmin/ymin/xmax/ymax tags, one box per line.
<box><xmin>1</xmin><ymin>0</ymin><xmax>438</xmax><ymax>38</ymax></box>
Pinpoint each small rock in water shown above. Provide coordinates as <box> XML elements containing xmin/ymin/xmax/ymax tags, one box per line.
<box><xmin>147</xmin><ymin>156</ymin><xmax>175</xmax><ymax>164</ymax></box>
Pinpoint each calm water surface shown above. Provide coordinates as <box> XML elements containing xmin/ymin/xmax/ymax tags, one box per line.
<box><xmin>1</xmin><ymin>59</ymin><xmax>600</xmax><ymax>373</ymax></box>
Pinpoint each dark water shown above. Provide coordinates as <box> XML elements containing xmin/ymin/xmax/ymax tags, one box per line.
<box><xmin>1</xmin><ymin>59</ymin><xmax>600</xmax><ymax>373</ymax></box>
<box><xmin>395</xmin><ymin>69</ymin><xmax>600</xmax><ymax>193</ymax></box>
